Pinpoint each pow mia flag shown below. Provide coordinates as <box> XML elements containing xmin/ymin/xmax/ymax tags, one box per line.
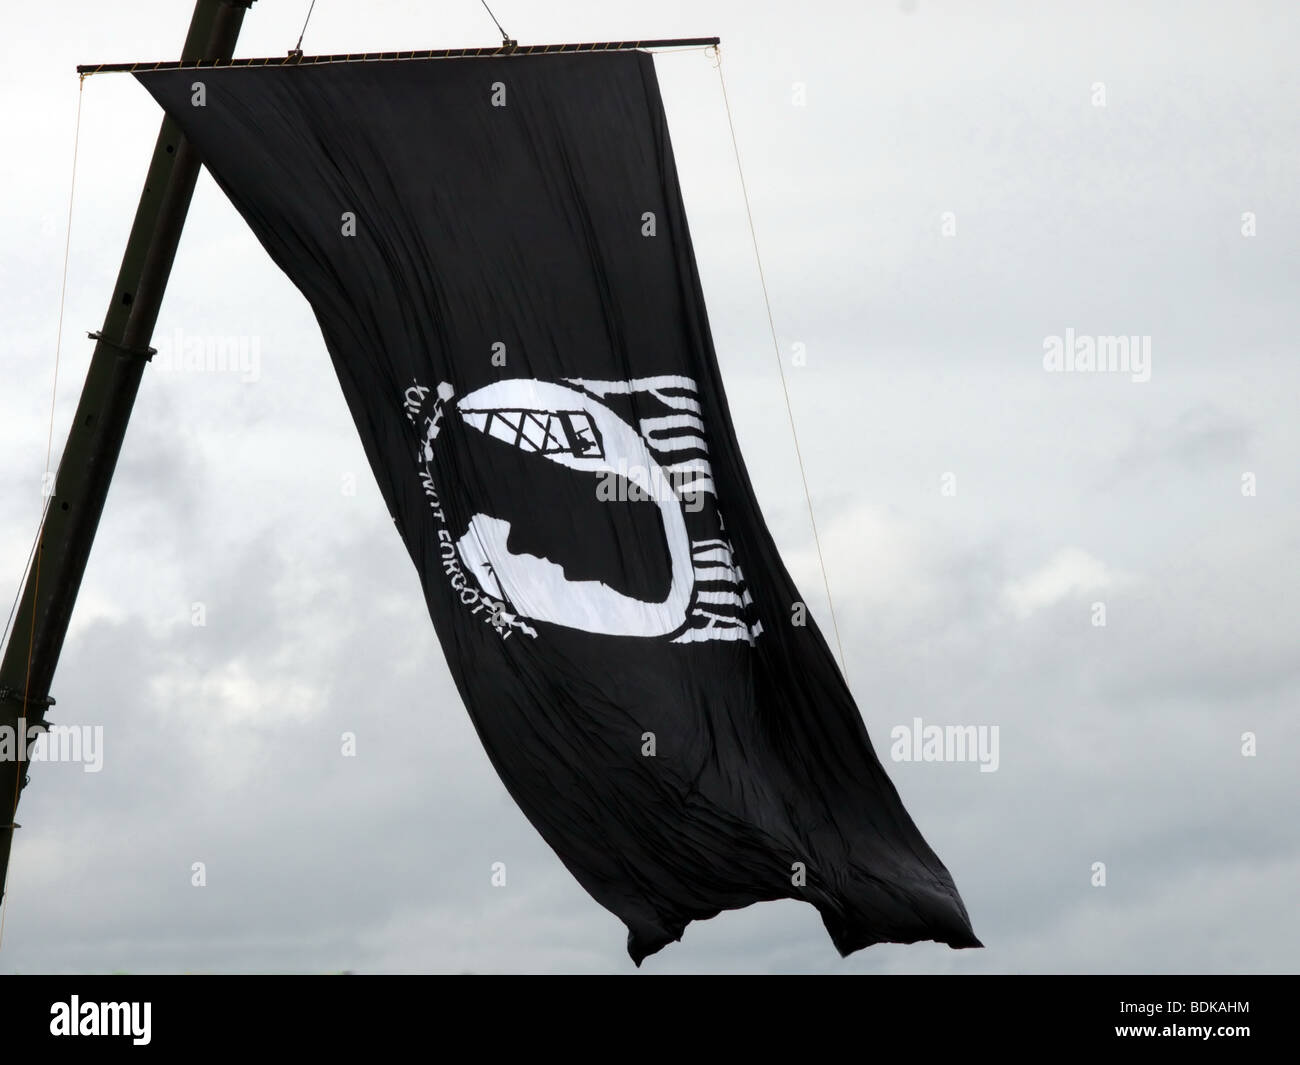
<box><xmin>137</xmin><ymin>50</ymin><xmax>980</xmax><ymax>963</ymax></box>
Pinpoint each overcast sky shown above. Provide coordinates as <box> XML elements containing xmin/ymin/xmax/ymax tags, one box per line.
<box><xmin>2</xmin><ymin>0</ymin><xmax>1297</xmax><ymax>974</ymax></box>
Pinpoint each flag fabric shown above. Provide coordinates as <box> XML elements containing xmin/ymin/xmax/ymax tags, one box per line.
<box><xmin>136</xmin><ymin>51</ymin><xmax>980</xmax><ymax>962</ymax></box>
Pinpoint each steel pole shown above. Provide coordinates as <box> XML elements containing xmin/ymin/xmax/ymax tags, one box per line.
<box><xmin>0</xmin><ymin>0</ymin><xmax>256</xmax><ymax>909</ymax></box>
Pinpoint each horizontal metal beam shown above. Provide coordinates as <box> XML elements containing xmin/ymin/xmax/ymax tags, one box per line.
<box><xmin>77</xmin><ymin>37</ymin><xmax>721</xmax><ymax>75</ymax></box>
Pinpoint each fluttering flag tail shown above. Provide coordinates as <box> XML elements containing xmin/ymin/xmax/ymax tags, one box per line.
<box><xmin>136</xmin><ymin>50</ymin><xmax>980</xmax><ymax>962</ymax></box>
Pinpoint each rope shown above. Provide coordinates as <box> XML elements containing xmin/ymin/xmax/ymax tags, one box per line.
<box><xmin>0</xmin><ymin>503</ymin><xmax>48</xmax><ymax>652</ymax></box>
<box><xmin>712</xmin><ymin>46</ymin><xmax>851</xmax><ymax>677</ymax></box>
<box><xmin>0</xmin><ymin>73</ymin><xmax>85</xmax><ymax>951</ymax></box>
<box><xmin>293</xmin><ymin>0</ymin><xmax>317</xmax><ymax>55</ymax></box>
<box><xmin>478</xmin><ymin>0</ymin><xmax>511</xmax><ymax>44</ymax></box>
<box><xmin>41</xmin><ymin>80</ymin><xmax>84</xmax><ymax>546</ymax></box>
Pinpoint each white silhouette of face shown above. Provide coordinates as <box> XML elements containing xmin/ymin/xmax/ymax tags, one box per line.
<box><xmin>453</xmin><ymin>379</ymin><xmax>694</xmax><ymax>638</ymax></box>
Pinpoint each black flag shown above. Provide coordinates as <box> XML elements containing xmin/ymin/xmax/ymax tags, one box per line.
<box><xmin>137</xmin><ymin>51</ymin><xmax>980</xmax><ymax>962</ymax></box>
